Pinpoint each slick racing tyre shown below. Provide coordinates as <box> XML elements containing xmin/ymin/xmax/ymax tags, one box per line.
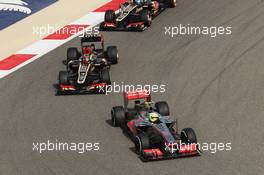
<box><xmin>135</xmin><ymin>133</ymin><xmax>150</xmax><ymax>154</ymax></box>
<box><xmin>180</xmin><ymin>128</ymin><xmax>197</xmax><ymax>144</ymax></box>
<box><xmin>106</xmin><ymin>46</ymin><xmax>118</xmax><ymax>64</ymax></box>
<box><xmin>111</xmin><ymin>106</ymin><xmax>125</xmax><ymax>127</ymax></box>
<box><xmin>105</xmin><ymin>10</ymin><xmax>116</xmax><ymax>23</ymax></box>
<box><xmin>164</xmin><ymin>0</ymin><xmax>177</xmax><ymax>7</ymax></box>
<box><xmin>155</xmin><ymin>101</ymin><xmax>170</xmax><ymax>116</ymax></box>
<box><xmin>140</xmin><ymin>10</ymin><xmax>152</xmax><ymax>27</ymax></box>
<box><xmin>59</xmin><ymin>71</ymin><xmax>69</xmax><ymax>85</ymax></box>
<box><xmin>67</xmin><ymin>47</ymin><xmax>79</xmax><ymax>64</ymax></box>
<box><xmin>100</xmin><ymin>69</ymin><xmax>111</xmax><ymax>85</ymax></box>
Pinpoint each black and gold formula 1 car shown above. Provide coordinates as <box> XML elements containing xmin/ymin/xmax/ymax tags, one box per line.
<box><xmin>100</xmin><ymin>0</ymin><xmax>176</xmax><ymax>31</ymax></box>
<box><xmin>56</xmin><ymin>34</ymin><xmax>118</xmax><ymax>95</ymax></box>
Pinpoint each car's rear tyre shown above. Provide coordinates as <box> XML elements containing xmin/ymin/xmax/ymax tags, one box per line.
<box><xmin>181</xmin><ymin>128</ymin><xmax>197</xmax><ymax>144</ymax></box>
<box><xmin>59</xmin><ymin>71</ymin><xmax>69</xmax><ymax>85</ymax></box>
<box><xmin>105</xmin><ymin>10</ymin><xmax>116</xmax><ymax>23</ymax></box>
<box><xmin>111</xmin><ymin>106</ymin><xmax>125</xmax><ymax>127</ymax></box>
<box><xmin>67</xmin><ymin>48</ymin><xmax>79</xmax><ymax>63</ymax></box>
<box><xmin>100</xmin><ymin>69</ymin><xmax>111</xmax><ymax>85</ymax></box>
<box><xmin>140</xmin><ymin>10</ymin><xmax>152</xmax><ymax>27</ymax></box>
<box><xmin>164</xmin><ymin>0</ymin><xmax>177</xmax><ymax>7</ymax></box>
<box><xmin>135</xmin><ymin>133</ymin><xmax>150</xmax><ymax>154</ymax></box>
<box><xmin>155</xmin><ymin>101</ymin><xmax>170</xmax><ymax>116</ymax></box>
<box><xmin>106</xmin><ymin>46</ymin><xmax>118</xmax><ymax>64</ymax></box>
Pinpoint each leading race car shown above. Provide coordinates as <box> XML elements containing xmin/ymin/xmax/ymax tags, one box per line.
<box><xmin>56</xmin><ymin>34</ymin><xmax>119</xmax><ymax>95</ymax></box>
<box><xmin>100</xmin><ymin>0</ymin><xmax>176</xmax><ymax>31</ymax></box>
<box><xmin>111</xmin><ymin>90</ymin><xmax>200</xmax><ymax>161</ymax></box>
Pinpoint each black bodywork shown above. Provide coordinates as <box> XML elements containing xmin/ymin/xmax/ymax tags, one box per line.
<box><xmin>56</xmin><ymin>35</ymin><xmax>118</xmax><ymax>95</ymax></box>
<box><xmin>100</xmin><ymin>0</ymin><xmax>176</xmax><ymax>32</ymax></box>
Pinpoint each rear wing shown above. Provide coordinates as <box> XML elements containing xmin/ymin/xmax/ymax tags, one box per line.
<box><xmin>81</xmin><ymin>34</ymin><xmax>103</xmax><ymax>43</ymax></box>
<box><xmin>81</xmin><ymin>34</ymin><xmax>104</xmax><ymax>49</ymax></box>
<box><xmin>123</xmin><ymin>90</ymin><xmax>151</xmax><ymax>107</ymax></box>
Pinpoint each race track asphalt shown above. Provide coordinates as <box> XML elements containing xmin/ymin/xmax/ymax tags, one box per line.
<box><xmin>1</xmin><ymin>0</ymin><xmax>264</xmax><ymax>174</ymax></box>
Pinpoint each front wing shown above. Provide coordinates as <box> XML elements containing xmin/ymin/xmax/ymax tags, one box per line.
<box><xmin>99</xmin><ymin>21</ymin><xmax>147</xmax><ymax>32</ymax></box>
<box><xmin>56</xmin><ymin>83</ymin><xmax>107</xmax><ymax>95</ymax></box>
<box><xmin>140</xmin><ymin>144</ymin><xmax>200</xmax><ymax>161</ymax></box>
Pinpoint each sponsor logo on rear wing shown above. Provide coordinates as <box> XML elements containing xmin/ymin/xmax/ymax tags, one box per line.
<box><xmin>124</xmin><ymin>90</ymin><xmax>151</xmax><ymax>100</ymax></box>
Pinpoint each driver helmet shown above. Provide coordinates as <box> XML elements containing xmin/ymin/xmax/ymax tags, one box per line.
<box><xmin>82</xmin><ymin>46</ymin><xmax>92</xmax><ymax>61</ymax></box>
<box><xmin>149</xmin><ymin>112</ymin><xmax>159</xmax><ymax>123</ymax></box>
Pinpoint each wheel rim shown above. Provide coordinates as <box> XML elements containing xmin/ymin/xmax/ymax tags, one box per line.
<box><xmin>113</xmin><ymin>13</ymin><xmax>116</xmax><ymax>23</ymax></box>
<box><xmin>173</xmin><ymin>0</ymin><xmax>176</xmax><ymax>6</ymax></box>
<box><xmin>116</xmin><ymin>53</ymin><xmax>119</xmax><ymax>61</ymax></box>
<box><xmin>135</xmin><ymin>136</ymin><xmax>142</xmax><ymax>153</ymax></box>
<box><xmin>181</xmin><ymin>131</ymin><xmax>189</xmax><ymax>143</ymax></box>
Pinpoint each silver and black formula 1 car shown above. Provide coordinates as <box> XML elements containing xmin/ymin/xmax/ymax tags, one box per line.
<box><xmin>100</xmin><ymin>0</ymin><xmax>176</xmax><ymax>31</ymax></box>
<box><xmin>56</xmin><ymin>34</ymin><xmax>119</xmax><ymax>95</ymax></box>
<box><xmin>111</xmin><ymin>90</ymin><xmax>200</xmax><ymax>161</ymax></box>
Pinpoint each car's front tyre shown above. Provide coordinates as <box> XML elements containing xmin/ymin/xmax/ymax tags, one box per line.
<box><xmin>135</xmin><ymin>133</ymin><xmax>150</xmax><ymax>154</ymax></box>
<box><xmin>180</xmin><ymin>128</ymin><xmax>197</xmax><ymax>144</ymax></box>
<box><xmin>100</xmin><ymin>69</ymin><xmax>111</xmax><ymax>85</ymax></box>
<box><xmin>59</xmin><ymin>71</ymin><xmax>69</xmax><ymax>85</ymax></box>
<box><xmin>105</xmin><ymin>10</ymin><xmax>116</xmax><ymax>23</ymax></box>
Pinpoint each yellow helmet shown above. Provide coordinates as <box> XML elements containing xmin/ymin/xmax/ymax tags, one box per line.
<box><xmin>149</xmin><ymin>112</ymin><xmax>159</xmax><ymax>123</ymax></box>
